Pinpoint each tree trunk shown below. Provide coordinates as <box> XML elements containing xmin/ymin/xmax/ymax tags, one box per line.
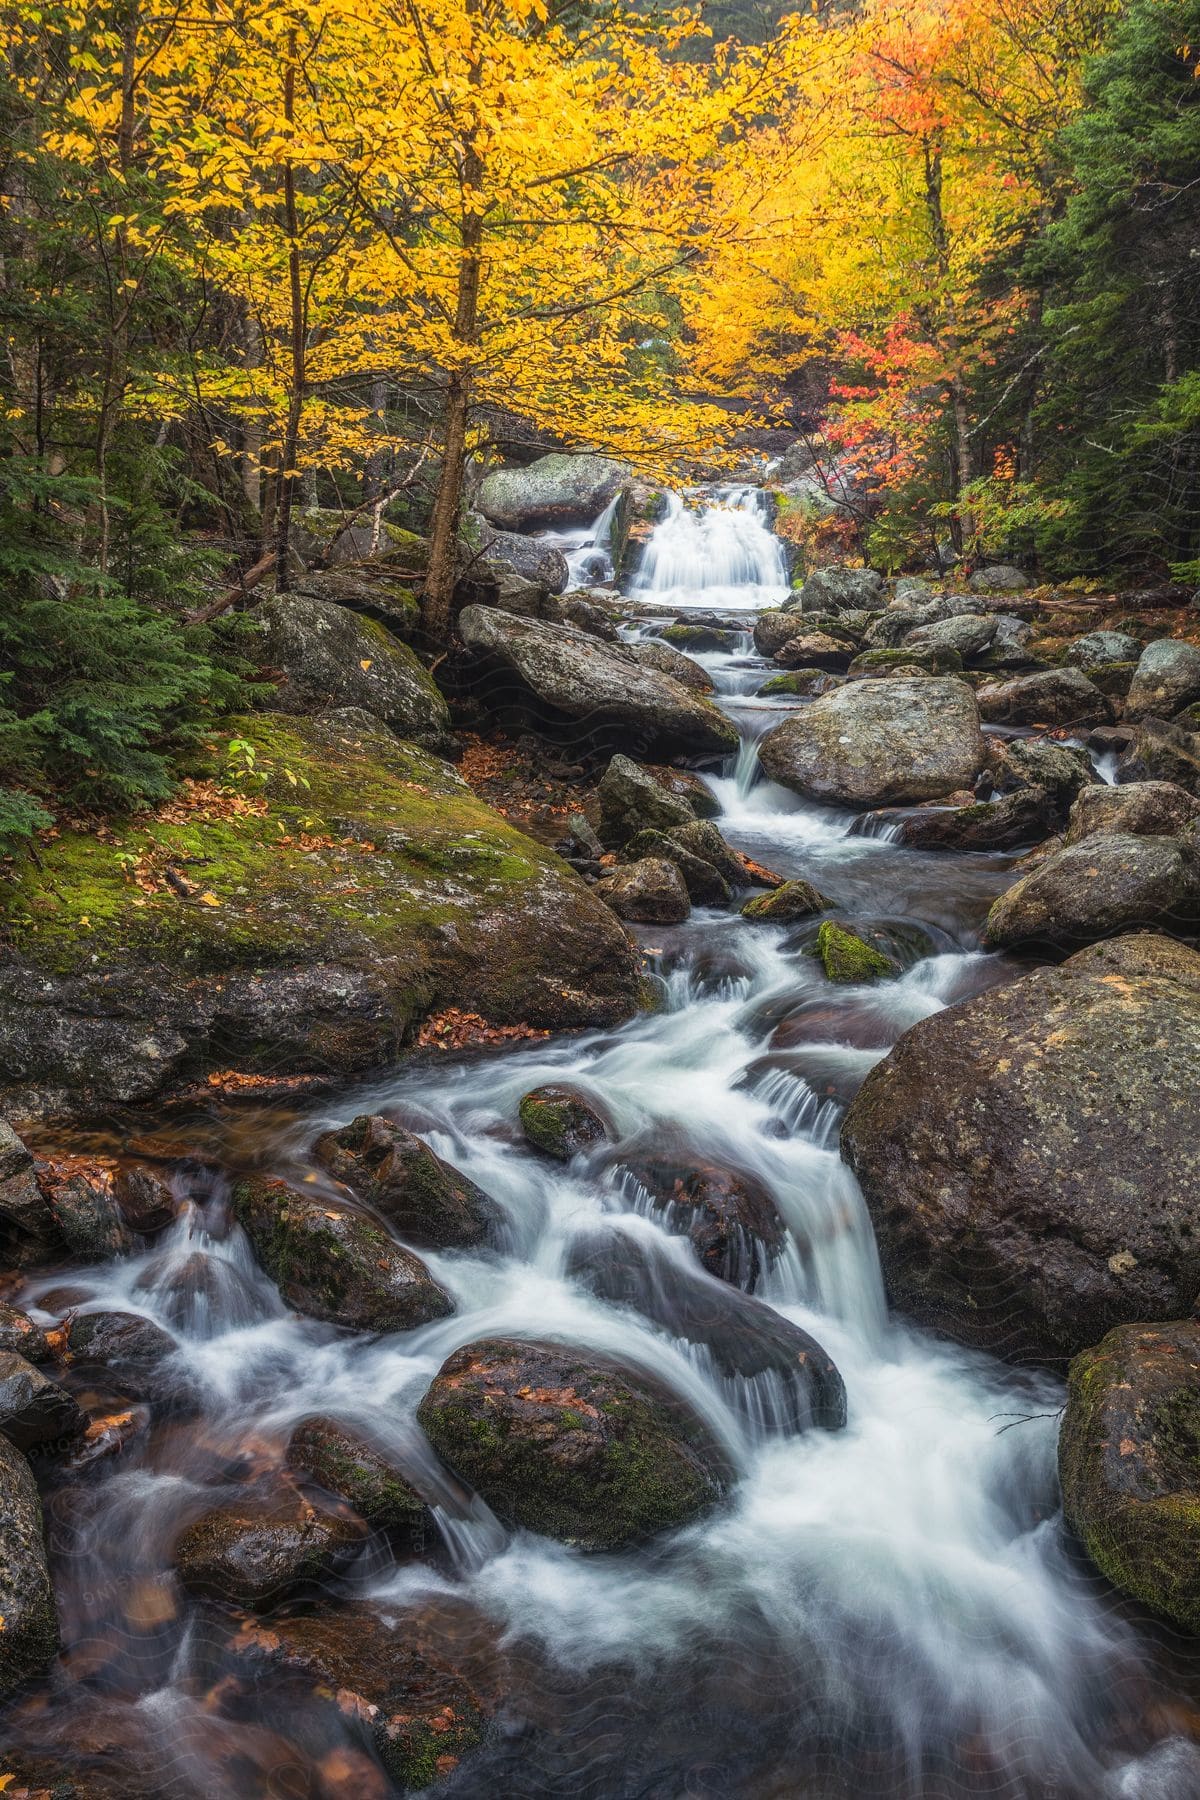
<box><xmin>922</xmin><ymin>140</ymin><xmax>976</xmax><ymax>547</ymax></box>
<box><xmin>274</xmin><ymin>39</ymin><xmax>305</xmax><ymax>594</ymax></box>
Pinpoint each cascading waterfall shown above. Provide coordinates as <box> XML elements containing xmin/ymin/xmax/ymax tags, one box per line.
<box><xmin>633</xmin><ymin>485</ymin><xmax>790</xmax><ymax>608</ymax></box>
<box><xmin>10</xmin><ymin>483</ymin><xmax>1198</xmax><ymax>1799</ymax></box>
<box><xmin>539</xmin><ymin>490</ymin><xmax>625</xmax><ymax>588</ymax></box>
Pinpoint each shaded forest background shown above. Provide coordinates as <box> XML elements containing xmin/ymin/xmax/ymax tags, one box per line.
<box><xmin>1</xmin><ymin>0</ymin><xmax>1198</xmax><ymax>846</ymax></box>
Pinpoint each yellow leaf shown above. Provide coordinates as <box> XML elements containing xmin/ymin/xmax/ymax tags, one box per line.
<box><xmin>198</xmin><ymin>892</ymin><xmax>221</xmax><ymax>907</ymax></box>
<box><xmin>359</xmin><ymin>659</ymin><xmax>372</xmax><ymax>670</ymax></box>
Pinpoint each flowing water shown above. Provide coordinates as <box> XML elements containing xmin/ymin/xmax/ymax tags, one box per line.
<box><xmin>7</xmin><ymin>490</ymin><xmax>1200</xmax><ymax>1797</ymax></box>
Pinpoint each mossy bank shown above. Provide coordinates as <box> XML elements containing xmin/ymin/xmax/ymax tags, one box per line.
<box><xmin>0</xmin><ymin>710</ymin><xmax>640</xmax><ymax>1120</ymax></box>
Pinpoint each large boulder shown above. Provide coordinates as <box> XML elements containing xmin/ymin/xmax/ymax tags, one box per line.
<box><xmin>992</xmin><ymin>737</ymin><xmax>1093</xmax><ymax>811</ymax></box>
<box><xmin>984</xmin><ymin>832</ymin><xmax>1200</xmax><ymax>951</ymax></box>
<box><xmin>0</xmin><ymin>712</ymin><xmax>640</xmax><ymax>1120</ymax></box>
<box><xmin>312</xmin><ymin>1114</ymin><xmax>502</xmax><ymax>1250</ymax></box>
<box><xmin>976</xmin><ymin>669</ymin><xmax>1109</xmax><ymax>727</ymax></box>
<box><xmin>476</xmin><ymin>453</ymin><xmax>628</xmax><ymax>531</ymax></box>
<box><xmin>968</xmin><ymin>564</ymin><xmax>1028</xmax><ymax>592</ymax></box>
<box><xmin>597</xmin><ymin>753</ymin><xmax>695</xmax><ymax>846</ymax></box>
<box><xmin>622</xmin><ymin>831</ymin><xmax>732</xmax><ymax>905</ymax></box>
<box><xmin>417</xmin><ymin>1338</ymin><xmax>725</xmax><ymax>1549</ymax></box>
<box><xmin>1064</xmin><ymin>780</ymin><xmax>1200</xmax><ymax>845</ymax></box>
<box><xmin>1063</xmin><ymin>630</ymin><xmax>1141</xmax><ymax>669</ymax></box>
<box><xmin>628</xmin><ymin>639</ymin><xmax>714</xmax><ymax>693</ymax></box>
<box><xmin>1059</xmin><ymin>1320</ymin><xmax>1200</xmax><ymax>1633</ymax></box>
<box><xmin>593</xmin><ymin>856</ymin><xmax>690</xmax><ymax>924</ymax></box>
<box><xmin>1116</xmin><ymin>715</ymin><xmax>1200</xmax><ymax>793</ymax></box>
<box><xmin>0</xmin><ymin>1122</ymin><xmax>58</xmax><ymax>1262</ymax></box>
<box><xmin>774</xmin><ymin>631</ymin><xmax>854</xmax><ymax>671</ymax></box>
<box><xmin>840</xmin><ymin>934</ymin><xmax>1200</xmax><ymax>1363</ymax></box>
<box><xmin>904</xmin><ymin>613</ymin><xmax>997</xmax><ymax>660</ymax></box>
<box><xmin>174</xmin><ymin>1490</ymin><xmax>368</xmax><ymax>1609</ymax></box>
<box><xmin>225</xmin><ymin>1603</ymin><xmax>484</xmax><ymax>1790</ymax></box>
<box><xmin>1123</xmin><ymin>638</ymin><xmax>1200</xmax><ymax>722</ymax></box>
<box><xmin>251</xmin><ymin>594</ymin><xmax>449</xmax><ymax>744</ymax></box>
<box><xmin>465</xmin><ymin>515</ymin><xmax>568</xmax><ymax>592</ymax></box>
<box><xmin>753</xmin><ymin>611</ymin><xmax>803</xmax><ymax>657</ymax></box>
<box><xmin>757</xmin><ymin>678</ymin><xmax>985</xmax><ymax>809</ymax></box>
<box><xmin>0</xmin><ymin>1436</ymin><xmax>57</xmax><ymax>1695</ymax></box>
<box><xmin>292</xmin><ymin>563</ymin><xmax>421</xmax><ymax>639</ymax></box>
<box><xmin>233</xmin><ymin>1177</ymin><xmax>455</xmax><ymax>1333</ymax></box>
<box><xmin>457</xmin><ymin>606</ymin><xmax>737</xmax><ymax>759</ymax></box>
<box><xmin>518</xmin><ymin>1085</ymin><xmax>611</xmax><ymax>1160</ymax></box>
<box><xmin>792</xmin><ymin>567</ymin><xmax>884</xmax><ymax>612</ymax></box>
<box><xmin>894</xmin><ymin>786</ymin><xmax>1058</xmax><ymax>853</ymax></box>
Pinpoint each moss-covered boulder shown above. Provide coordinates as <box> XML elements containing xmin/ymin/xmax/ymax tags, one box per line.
<box><xmin>518</xmin><ymin>1085</ymin><xmax>611</xmax><ymax>1160</ymax></box>
<box><xmin>756</xmin><ymin>669</ymin><xmax>842</xmax><ymax>698</ymax></box>
<box><xmin>312</xmin><ymin>1114</ymin><xmax>501</xmax><ymax>1249</ymax></box>
<box><xmin>286</xmin><ymin>1416</ymin><xmax>431</xmax><ymax>1543</ymax></box>
<box><xmin>0</xmin><ymin>712</ymin><xmax>639</xmax><ymax>1119</ymax></box>
<box><xmin>847</xmin><ymin>646</ymin><xmax>963</xmax><ymax>678</ymax></box>
<box><xmin>840</xmin><ymin>934</ymin><xmax>1200</xmax><ymax>1363</ymax></box>
<box><xmin>1064</xmin><ymin>780</ymin><xmax>1200</xmax><ymax>845</ymax></box>
<box><xmin>292</xmin><ymin>563</ymin><xmax>421</xmax><ymax>638</ymax></box>
<box><xmin>37</xmin><ymin>1160</ymin><xmax>132</xmax><ymax>1260</ymax></box>
<box><xmin>660</xmin><ymin>622</ymin><xmax>733</xmax><ymax>652</ymax></box>
<box><xmin>1059</xmin><ymin>1320</ymin><xmax>1200</xmax><ymax>1633</ymax></box>
<box><xmin>984</xmin><ymin>831</ymin><xmax>1200</xmax><ymax>952</ymax></box>
<box><xmin>976</xmin><ymin>668</ymin><xmax>1110</xmax><ymax>728</ymax></box>
<box><xmin>477</xmin><ymin>452</ymin><xmax>628</xmax><ymax>532</ymax></box>
<box><xmin>893</xmin><ymin>787</ymin><xmax>1058</xmax><ymax>853</ymax></box>
<box><xmin>812</xmin><ymin>922</ymin><xmax>899</xmax><ymax>983</ymax></box>
<box><xmin>740</xmin><ymin>880</ymin><xmax>828</xmax><ymax>921</ymax></box>
<box><xmin>417</xmin><ymin>1338</ymin><xmax>725</xmax><ymax>1549</ymax></box>
<box><xmin>173</xmin><ymin>1489</ymin><xmax>368</xmax><ymax>1610</ymax></box>
<box><xmin>250</xmin><ymin>594</ymin><xmax>449</xmax><ymax>745</ymax></box>
<box><xmin>232</xmin><ymin>1177</ymin><xmax>454</xmax><ymax>1333</ymax></box>
<box><xmin>224</xmin><ymin>1602</ymin><xmax>485</xmax><ymax>1791</ymax></box>
<box><xmin>0</xmin><ymin>1435</ymin><xmax>58</xmax><ymax>1696</ymax></box>
<box><xmin>992</xmin><ymin>737</ymin><xmax>1093</xmax><ymax>810</ymax></box>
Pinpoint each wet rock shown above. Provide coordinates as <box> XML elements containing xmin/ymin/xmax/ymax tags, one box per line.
<box><xmin>740</xmin><ymin>880</ymin><xmax>828</xmax><ymax>922</ymax></box>
<box><xmin>567</xmin><ymin>1230</ymin><xmax>846</xmax><ymax>1431</ymax></box>
<box><xmin>0</xmin><ymin>1303</ymin><xmax>51</xmax><ymax>1363</ymax></box>
<box><xmin>1059</xmin><ymin>1319</ymin><xmax>1200</xmax><ymax>1633</ymax></box>
<box><xmin>972</xmin><ymin>613</ymin><xmax>1038</xmax><ymax>670</ymax></box>
<box><xmin>847</xmin><ymin>646</ymin><xmax>962</xmax><ymax>678</ymax></box>
<box><xmin>904</xmin><ymin>613</ymin><xmax>997</xmax><ymax>660</ymax></box>
<box><xmin>61</xmin><ymin>1310</ymin><xmax>180</xmax><ymax>1401</ymax></box>
<box><xmin>629</xmin><ymin>639</ymin><xmax>714</xmax><ymax>692</ymax></box>
<box><xmin>864</xmin><ymin>602</ymin><xmax>952</xmax><ymax>649</ymax></box>
<box><xmin>840</xmin><ymin>933</ymin><xmax>1200</xmax><ymax>1362</ymax></box>
<box><xmin>113</xmin><ymin>1163</ymin><xmax>178</xmax><ymax>1233</ymax></box>
<box><xmin>418</xmin><ymin>1337</ymin><xmax>725</xmax><ymax>1549</ymax></box>
<box><xmin>757</xmin><ymin>669</ymin><xmax>843</xmax><ymax>697</ymax></box>
<box><xmin>623</xmin><ymin>830</ymin><xmax>733</xmax><ymax>904</ymax></box>
<box><xmin>1063</xmin><ymin>630</ymin><xmax>1141</xmax><ymax>668</ymax></box>
<box><xmin>894</xmin><ymin>786</ymin><xmax>1058</xmax><ymax>853</ymax></box>
<box><xmin>660</xmin><ymin>621</ymin><xmax>732</xmax><ymax>652</ymax></box>
<box><xmin>519</xmin><ymin>1085</ymin><xmax>612</xmax><ymax>1160</ymax></box>
<box><xmin>644</xmin><ymin>764</ymin><xmax>720</xmax><ymax>818</ymax></box>
<box><xmin>251</xmin><ymin>594</ymin><xmax>451</xmax><ymax>746</ymax></box>
<box><xmin>457</xmin><ymin>606</ymin><xmax>737</xmax><ymax>760</ymax></box>
<box><xmin>984</xmin><ymin>832</ymin><xmax>1200</xmax><ymax>951</ymax></box>
<box><xmin>597</xmin><ymin>753</ymin><xmax>695</xmax><ymax>846</ymax></box>
<box><xmin>753</xmin><ymin>610</ymin><xmax>805</xmax><ymax>657</ymax></box>
<box><xmin>37</xmin><ymin>1161</ymin><xmax>132</xmax><ymax>1260</ymax></box>
<box><xmin>1116</xmin><ymin>715</ymin><xmax>1200</xmax><ymax>793</ymax></box>
<box><xmin>313</xmin><ymin>1114</ymin><xmax>500</xmax><ymax>1250</ymax></box>
<box><xmin>793</xmin><ymin>567</ymin><xmax>885</xmax><ymax>612</ymax></box>
<box><xmin>620</xmin><ymin>1155</ymin><xmax>785</xmax><ymax>1290</ymax></box>
<box><xmin>0</xmin><ymin>1121</ymin><xmax>57</xmax><ymax>1260</ymax></box>
<box><xmin>470</xmin><ymin>519</ymin><xmax>569</xmax><ymax>593</ymax></box>
<box><xmin>757</xmin><ymin>678</ymin><xmax>986</xmax><ymax>809</ymax></box>
<box><xmin>774</xmin><ymin>632</ymin><xmax>853</xmax><ymax>671</ymax></box>
<box><xmin>968</xmin><ymin>564</ymin><xmax>1028</xmax><ymax>592</ymax></box>
<box><xmin>286</xmin><ymin>1416</ymin><xmax>431</xmax><ymax>1543</ymax></box>
<box><xmin>669</xmin><ymin>819</ymin><xmax>749</xmax><ymax>890</ymax></box>
<box><xmin>0</xmin><ymin>1435</ymin><xmax>58</xmax><ymax>1695</ymax></box>
<box><xmin>477</xmin><ymin>452</ymin><xmax>628</xmax><ymax>531</ymax></box>
<box><xmin>225</xmin><ymin>1602</ymin><xmax>485</xmax><ymax>1789</ymax></box>
<box><xmin>1</xmin><ymin>713</ymin><xmax>641</xmax><ymax>1121</ymax></box>
<box><xmin>543</xmin><ymin>592</ymin><xmax>620</xmax><ymax>640</ymax></box>
<box><xmin>812</xmin><ymin>921</ymin><xmax>900</xmax><ymax>983</ymax></box>
<box><xmin>1124</xmin><ymin>639</ymin><xmax>1200</xmax><ymax>722</ymax></box>
<box><xmin>1064</xmin><ymin>780</ymin><xmax>1200</xmax><ymax>845</ymax></box>
<box><xmin>174</xmin><ymin>1489</ymin><xmax>368</xmax><ymax>1609</ymax></box>
<box><xmin>0</xmin><ymin>1351</ymin><xmax>86</xmax><ymax>1451</ymax></box>
<box><xmin>1084</xmin><ymin>660</ymin><xmax>1137</xmax><ymax>699</ymax></box>
<box><xmin>992</xmin><ymin>737</ymin><xmax>1094</xmax><ymax>810</ymax></box>
<box><xmin>976</xmin><ymin>669</ymin><xmax>1109</xmax><ymax>727</ymax></box>
<box><xmin>233</xmin><ymin>1177</ymin><xmax>455</xmax><ymax>1334</ymax></box>
<box><xmin>593</xmin><ymin>856</ymin><xmax>690</xmax><ymax>924</ymax></box>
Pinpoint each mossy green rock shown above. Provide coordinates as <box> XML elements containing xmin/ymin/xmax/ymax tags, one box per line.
<box><xmin>0</xmin><ymin>1434</ymin><xmax>58</xmax><ymax>1695</ymax></box>
<box><xmin>1059</xmin><ymin>1320</ymin><xmax>1200</xmax><ymax>1633</ymax></box>
<box><xmin>286</xmin><ymin>1415</ymin><xmax>431</xmax><ymax>1543</ymax></box>
<box><xmin>226</xmin><ymin>1602</ymin><xmax>484</xmax><ymax>1790</ymax></box>
<box><xmin>233</xmin><ymin>1176</ymin><xmax>454</xmax><ymax>1333</ymax></box>
<box><xmin>518</xmin><ymin>1084</ymin><xmax>610</xmax><ymax>1160</ymax></box>
<box><xmin>250</xmin><ymin>594</ymin><xmax>449</xmax><ymax>744</ymax></box>
<box><xmin>0</xmin><ymin>711</ymin><xmax>639</xmax><ymax>1119</ymax></box>
<box><xmin>756</xmin><ymin>669</ymin><xmax>842</xmax><ymax>698</ymax></box>
<box><xmin>813</xmin><ymin>921</ymin><xmax>899</xmax><ymax>983</ymax></box>
<box><xmin>848</xmin><ymin>646</ymin><xmax>963</xmax><ymax>677</ymax></box>
<box><xmin>741</xmin><ymin>880</ymin><xmax>828</xmax><ymax>921</ymax></box>
<box><xmin>418</xmin><ymin>1338</ymin><xmax>725</xmax><ymax>1550</ymax></box>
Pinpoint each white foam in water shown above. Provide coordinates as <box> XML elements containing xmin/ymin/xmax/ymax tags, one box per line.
<box><xmin>22</xmin><ymin>480</ymin><xmax>1196</xmax><ymax>1796</ymax></box>
<box><xmin>633</xmin><ymin>486</ymin><xmax>790</xmax><ymax>609</ymax></box>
